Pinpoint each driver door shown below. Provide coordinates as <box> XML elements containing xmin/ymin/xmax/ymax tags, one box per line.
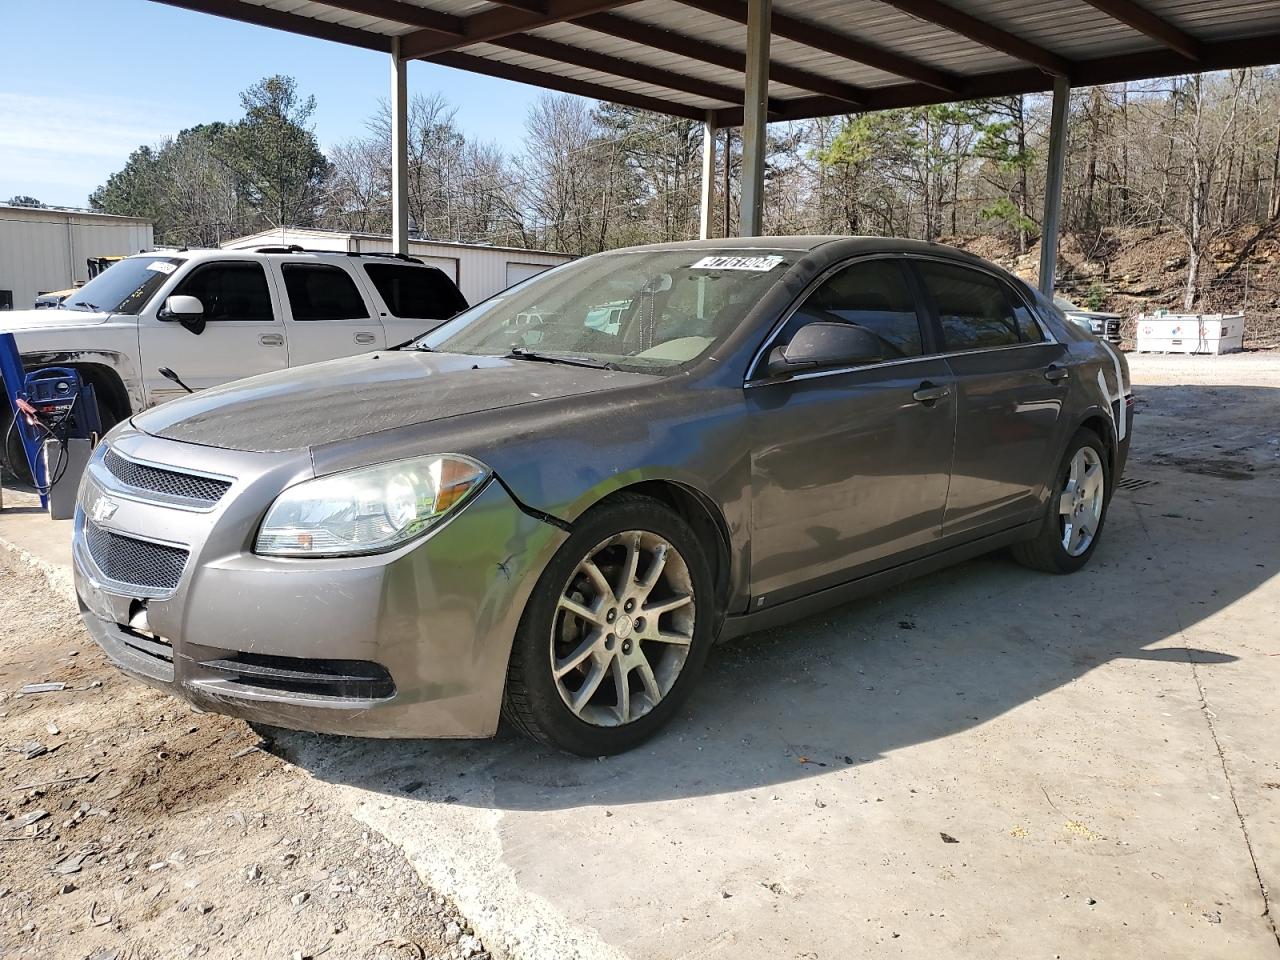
<box><xmin>746</xmin><ymin>257</ymin><xmax>957</xmax><ymax>607</ymax></box>
<box><xmin>139</xmin><ymin>260</ymin><xmax>290</xmax><ymax>406</ymax></box>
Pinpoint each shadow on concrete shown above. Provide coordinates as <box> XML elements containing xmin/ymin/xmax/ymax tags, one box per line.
<box><xmin>271</xmin><ymin>383</ymin><xmax>1276</xmax><ymax>810</ymax></box>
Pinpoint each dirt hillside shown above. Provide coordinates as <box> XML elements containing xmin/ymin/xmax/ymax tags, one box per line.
<box><xmin>941</xmin><ymin>224</ymin><xmax>1280</xmax><ymax>347</ymax></box>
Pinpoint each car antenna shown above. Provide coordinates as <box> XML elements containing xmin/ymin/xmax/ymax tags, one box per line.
<box><xmin>159</xmin><ymin>367</ymin><xmax>194</xmax><ymax>394</ymax></box>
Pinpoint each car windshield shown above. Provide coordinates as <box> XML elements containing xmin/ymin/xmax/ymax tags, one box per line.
<box><xmin>1053</xmin><ymin>295</ymin><xmax>1082</xmax><ymax>312</ymax></box>
<box><xmin>60</xmin><ymin>255</ymin><xmax>185</xmax><ymax>314</ymax></box>
<box><xmin>417</xmin><ymin>249</ymin><xmax>796</xmax><ymax>372</ymax></box>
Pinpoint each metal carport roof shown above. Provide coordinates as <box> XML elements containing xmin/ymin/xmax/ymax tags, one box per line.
<box><xmin>153</xmin><ymin>0</ymin><xmax>1280</xmax><ymax>124</ymax></box>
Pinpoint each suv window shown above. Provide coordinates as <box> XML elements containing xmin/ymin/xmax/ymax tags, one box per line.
<box><xmin>782</xmin><ymin>258</ymin><xmax>923</xmax><ymax>359</ymax></box>
<box><xmin>363</xmin><ymin>263</ymin><xmax>467</xmax><ymax>320</ymax></box>
<box><xmin>281</xmin><ymin>263</ymin><xmax>369</xmax><ymax>321</ymax></box>
<box><xmin>172</xmin><ymin>262</ymin><xmax>273</xmax><ymax>322</ymax></box>
<box><xmin>915</xmin><ymin>260</ymin><xmax>1026</xmax><ymax>351</ymax></box>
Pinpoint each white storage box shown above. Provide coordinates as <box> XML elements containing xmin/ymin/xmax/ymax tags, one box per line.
<box><xmin>1135</xmin><ymin>313</ymin><xmax>1245</xmax><ymax>355</ymax></box>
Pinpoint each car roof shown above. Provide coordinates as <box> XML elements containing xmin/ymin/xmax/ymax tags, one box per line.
<box><xmin>122</xmin><ymin>248</ymin><xmax>441</xmax><ymax>268</ymax></box>
<box><xmin>599</xmin><ymin>235</ymin><xmax>1026</xmax><ymax>281</ymax></box>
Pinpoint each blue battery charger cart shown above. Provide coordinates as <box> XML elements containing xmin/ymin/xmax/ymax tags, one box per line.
<box><xmin>1</xmin><ymin>332</ymin><xmax>102</xmax><ymax>509</ymax></box>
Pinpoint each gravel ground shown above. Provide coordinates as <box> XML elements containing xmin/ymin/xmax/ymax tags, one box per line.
<box><xmin>0</xmin><ymin>561</ymin><xmax>489</xmax><ymax>960</ymax></box>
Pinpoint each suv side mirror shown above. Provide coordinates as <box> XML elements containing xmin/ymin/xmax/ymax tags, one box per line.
<box><xmin>766</xmin><ymin>321</ymin><xmax>882</xmax><ymax>378</ymax></box>
<box><xmin>161</xmin><ymin>295</ymin><xmax>206</xmax><ymax>335</ymax></box>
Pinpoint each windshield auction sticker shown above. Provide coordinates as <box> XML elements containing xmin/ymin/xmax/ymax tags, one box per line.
<box><xmin>689</xmin><ymin>255</ymin><xmax>785</xmax><ymax>272</ymax></box>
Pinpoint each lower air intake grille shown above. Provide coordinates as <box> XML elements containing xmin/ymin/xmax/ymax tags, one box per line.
<box><xmin>103</xmin><ymin>447</ymin><xmax>231</xmax><ymax>504</ymax></box>
<box><xmin>85</xmin><ymin>520</ymin><xmax>189</xmax><ymax>592</ymax></box>
<box><xmin>199</xmin><ymin>653</ymin><xmax>396</xmax><ymax>700</ymax></box>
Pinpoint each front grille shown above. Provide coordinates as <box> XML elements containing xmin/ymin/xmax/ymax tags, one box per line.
<box><xmin>85</xmin><ymin>520</ymin><xmax>189</xmax><ymax>592</ymax></box>
<box><xmin>103</xmin><ymin>447</ymin><xmax>231</xmax><ymax>504</ymax></box>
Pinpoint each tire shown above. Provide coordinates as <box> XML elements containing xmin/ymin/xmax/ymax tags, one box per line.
<box><xmin>502</xmin><ymin>493</ymin><xmax>717</xmax><ymax>756</ymax></box>
<box><xmin>1012</xmin><ymin>427</ymin><xmax>1111</xmax><ymax>574</ymax></box>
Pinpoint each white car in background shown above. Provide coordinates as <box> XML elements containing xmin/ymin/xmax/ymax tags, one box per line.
<box><xmin>1</xmin><ymin>248</ymin><xmax>468</xmax><ymax>478</ymax></box>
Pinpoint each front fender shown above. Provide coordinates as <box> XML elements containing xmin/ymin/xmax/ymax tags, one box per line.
<box><xmin>19</xmin><ymin>348</ymin><xmax>144</xmax><ymax>414</ymax></box>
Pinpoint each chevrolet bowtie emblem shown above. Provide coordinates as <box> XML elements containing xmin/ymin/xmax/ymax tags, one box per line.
<box><xmin>90</xmin><ymin>497</ymin><xmax>119</xmax><ymax>524</ymax></box>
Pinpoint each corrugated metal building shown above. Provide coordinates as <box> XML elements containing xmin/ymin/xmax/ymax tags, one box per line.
<box><xmin>222</xmin><ymin>227</ymin><xmax>573</xmax><ymax>304</ymax></box>
<box><xmin>0</xmin><ymin>205</ymin><xmax>154</xmax><ymax>310</ymax></box>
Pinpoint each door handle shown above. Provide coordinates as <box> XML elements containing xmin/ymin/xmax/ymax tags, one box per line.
<box><xmin>1044</xmin><ymin>364</ymin><xmax>1069</xmax><ymax>382</ymax></box>
<box><xmin>259</xmin><ymin>333</ymin><xmax>284</xmax><ymax>347</ymax></box>
<box><xmin>912</xmin><ymin>381</ymin><xmax>951</xmax><ymax>404</ymax></box>
<box><xmin>353</xmin><ymin>332</ymin><xmax>376</xmax><ymax>345</ymax></box>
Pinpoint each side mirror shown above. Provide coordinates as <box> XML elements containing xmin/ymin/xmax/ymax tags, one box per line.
<box><xmin>766</xmin><ymin>321</ymin><xmax>883</xmax><ymax>378</ymax></box>
<box><xmin>161</xmin><ymin>295</ymin><xmax>206</xmax><ymax>335</ymax></box>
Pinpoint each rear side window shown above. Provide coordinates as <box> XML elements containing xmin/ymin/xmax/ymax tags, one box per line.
<box><xmin>172</xmin><ymin>262</ymin><xmax>273</xmax><ymax>322</ymax></box>
<box><xmin>363</xmin><ymin>263</ymin><xmax>467</xmax><ymax>320</ymax></box>
<box><xmin>281</xmin><ymin>264</ymin><xmax>369</xmax><ymax>321</ymax></box>
<box><xmin>1011</xmin><ymin>298</ymin><xmax>1045</xmax><ymax>343</ymax></box>
<box><xmin>916</xmin><ymin>261</ymin><xmax>1022</xmax><ymax>351</ymax></box>
<box><xmin>783</xmin><ymin>258</ymin><xmax>923</xmax><ymax>359</ymax></box>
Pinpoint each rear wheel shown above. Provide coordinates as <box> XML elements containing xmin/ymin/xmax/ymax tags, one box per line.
<box><xmin>502</xmin><ymin>495</ymin><xmax>715</xmax><ymax>756</ymax></box>
<box><xmin>1012</xmin><ymin>427</ymin><xmax>1111</xmax><ymax>574</ymax></box>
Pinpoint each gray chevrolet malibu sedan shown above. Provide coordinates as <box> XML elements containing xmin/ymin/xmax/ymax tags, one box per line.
<box><xmin>74</xmin><ymin>237</ymin><xmax>1132</xmax><ymax>755</ymax></box>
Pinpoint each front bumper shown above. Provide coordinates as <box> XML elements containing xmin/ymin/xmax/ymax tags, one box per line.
<box><xmin>73</xmin><ymin>427</ymin><xmax>567</xmax><ymax>738</ymax></box>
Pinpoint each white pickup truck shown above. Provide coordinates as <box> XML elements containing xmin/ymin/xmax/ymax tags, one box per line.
<box><xmin>1</xmin><ymin>248</ymin><xmax>468</xmax><ymax>474</ymax></box>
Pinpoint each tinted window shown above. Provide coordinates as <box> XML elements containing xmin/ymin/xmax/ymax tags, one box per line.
<box><xmin>917</xmin><ymin>261</ymin><xmax>1021</xmax><ymax>351</ymax></box>
<box><xmin>363</xmin><ymin>263</ymin><xmax>467</xmax><ymax>320</ymax></box>
<box><xmin>783</xmin><ymin>259</ymin><xmax>922</xmax><ymax>359</ymax></box>
<box><xmin>173</xmin><ymin>262</ymin><xmax>272</xmax><ymax>322</ymax></box>
<box><xmin>282</xmin><ymin>264</ymin><xmax>369</xmax><ymax>321</ymax></box>
<box><xmin>1012</xmin><ymin>298</ymin><xmax>1045</xmax><ymax>343</ymax></box>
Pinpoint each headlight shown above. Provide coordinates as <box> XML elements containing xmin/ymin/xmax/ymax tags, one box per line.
<box><xmin>255</xmin><ymin>455</ymin><xmax>489</xmax><ymax>557</ymax></box>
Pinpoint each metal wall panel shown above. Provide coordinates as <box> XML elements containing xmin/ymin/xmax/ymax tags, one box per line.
<box><xmin>0</xmin><ymin>208</ymin><xmax>154</xmax><ymax>310</ymax></box>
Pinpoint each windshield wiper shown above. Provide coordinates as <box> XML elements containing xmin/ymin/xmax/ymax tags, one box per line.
<box><xmin>504</xmin><ymin>347</ymin><xmax>618</xmax><ymax>370</ymax></box>
<box><xmin>70</xmin><ymin>300</ymin><xmax>100</xmax><ymax>311</ymax></box>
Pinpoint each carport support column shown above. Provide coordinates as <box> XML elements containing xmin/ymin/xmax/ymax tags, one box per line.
<box><xmin>700</xmin><ymin>112</ymin><xmax>717</xmax><ymax>239</ymax></box>
<box><xmin>1039</xmin><ymin>75</ymin><xmax>1070</xmax><ymax>297</ymax></box>
<box><xmin>391</xmin><ymin>36</ymin><xmax>410</xmax><ymax>255</ymax></box>
<box><xmin>738</xmin><ymin>0</ymin><xmax>770</xmax><ymax>238</ymax></box>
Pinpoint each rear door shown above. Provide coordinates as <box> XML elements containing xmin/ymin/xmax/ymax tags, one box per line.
<box><xmin>908</xmin><ymin>258</ymin><xmax>1069</xmax><ymax>538</ymax></box>
<box><xmin>359</xmin><ymin>262</ymin><xmax>468</xmax><ymax>345</ymax></box>
<box><xmin>747</xmin><ymin>257</ymin><xmax>957</xmax><ymax>605</ymax></box>
<box><xmin>275</xmin><ymin>260</ymin><xmax>385</xmax><ymax>366</ymax></box>
<box><xmin>139</xmin><ymin>259</ymin><xmax>289</xmax><ymax>404</ymax></box>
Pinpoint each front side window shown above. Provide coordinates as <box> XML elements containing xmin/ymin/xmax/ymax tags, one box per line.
<box><xmin>781</xmin><ymin>259</ymin><xmax>923</xmax><ymax>359</ymax></box>
<box><xmin>282</xmin><ymin>263</ymin><xmax>369</xmax><ymax>321</ymax></box>
<box><xmin>419</xmin><ymin>249</ymin><xmax>796</xmax><ymax>373</ymax></box>
<box><xmin>916</xmin><ymin>261</ymin><xmax>1022</xmax><ymax>351</ymax></box>
<box><xmin>172</xmin><ymin>262</ymin><xmax>273</xmax><ymax>322</ymax></box>
<box><xmin>61</xmin><ymin>256</ymin><xmax>186</xmax><ymax>315</ymax></box>
<box><xmin>363</xmin><ymin>263</ymin><xmax>467</xmax><ymax>320</ymax></box>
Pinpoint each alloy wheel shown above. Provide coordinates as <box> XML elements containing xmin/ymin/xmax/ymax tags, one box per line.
<box><xmin>1059</xmin><ymin>446</ymin><xmax>1105</xmax><ymax>557</ymax></box>
<box><xmin>550</xmin><ymin>530</ymin><xmax>696</xmax><ymax>727</ymax></box>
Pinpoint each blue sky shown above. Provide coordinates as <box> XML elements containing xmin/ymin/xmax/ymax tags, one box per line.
<box><xmin>0</xmin><ymin>0</ymin><xmax>547</xmax><ymax>207</ymax></box>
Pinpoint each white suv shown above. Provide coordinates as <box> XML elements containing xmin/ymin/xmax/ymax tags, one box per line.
<box><xmin>2</xmin><ymin>248</ymin><xmax>468</xmax><ymax>470</ymax></box>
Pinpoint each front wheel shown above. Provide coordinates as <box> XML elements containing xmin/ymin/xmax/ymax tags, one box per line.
<box><xmin>1012</xmin><ymin>427</ymin><xmax>1111</xmax><ymax>574</ymax></box>
<box><xmin>502</xmin><ymin>495</ymin><xmax>716</xmax><ymax>756</ymax></box>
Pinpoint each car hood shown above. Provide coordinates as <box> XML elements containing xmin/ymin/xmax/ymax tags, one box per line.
<box><xmin>0</xmin><ymin>308</ymin><xmax>112</xmax><ymax>333</ymax></box>
<box><xmin>133</xmin><ymin>349</ymin><xmax>655</xmax><ymax>453</ymax></box>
